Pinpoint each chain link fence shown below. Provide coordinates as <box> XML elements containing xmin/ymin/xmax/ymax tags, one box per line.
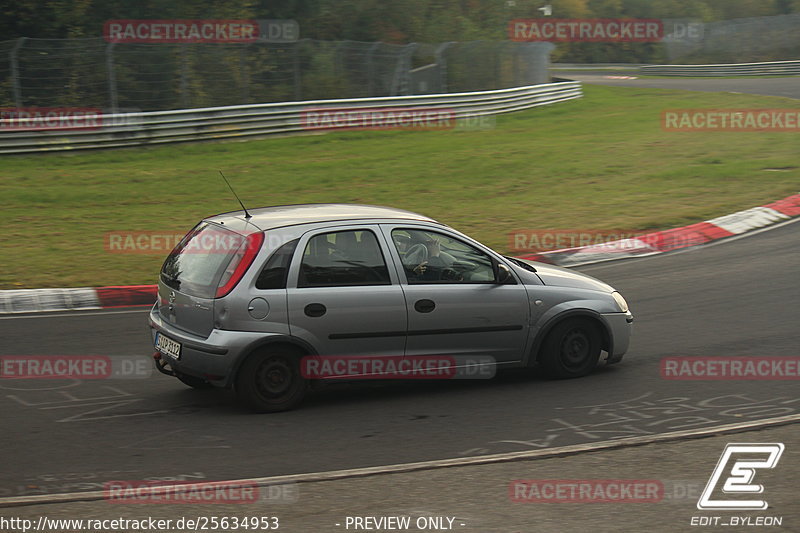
<box><xmin>0</xmin><ymin>38</ymin><xmax>553</xmax><ymax>112</ymax></box>
<box><xmin>663</xmin><ymin>12</ymin><xmax>800</xmax><ymax>63</ymax></box>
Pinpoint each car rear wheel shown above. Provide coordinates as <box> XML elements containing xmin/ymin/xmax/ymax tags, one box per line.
<box><xmin>236</xmin><ymin>347</ymin><xmax>308</xmax><ymax>412</ymax></box>
<box><xmin>539</xmin><ymin>318</ymin><xmax>601</xmax><ymax>379</ymax></box>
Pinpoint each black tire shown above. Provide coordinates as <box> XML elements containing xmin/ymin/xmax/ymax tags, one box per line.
<box><xmin>538</xmin><ymin>318</ymin><xmax>602</xmax><ymax>379</ymax></box>
<box><xmin>176</xmin><ymin>372</ymin><xmax>213</xmax><ymax>389</ymax></box>
<box><xmin>235</xmin><ymin>347</ymin><xmax>308</xmax><ymax>412</ymax></box>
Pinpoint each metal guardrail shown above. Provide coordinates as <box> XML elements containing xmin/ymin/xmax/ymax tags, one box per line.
<box><xmin>640</xmin><ymin>60</ymin><xmax>800</xmax><ymax>76</ymax></box>
<box><xmin>0</xmin><ymin>82</ymin><xmax>581</xmax><ymax>154</ymax></box>
<box><xmin>551</xmin><ymin>63</ymin><xmax>645</xmax><ymax>70</ymax></box>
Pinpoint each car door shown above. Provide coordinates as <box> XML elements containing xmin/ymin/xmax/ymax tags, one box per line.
<box><xmin>383</xmin><ymin>225</ymin><xmax>529</xmax><ymax>364</ymax></box>
<box><xmin>286</xmin><ymin>225</ymin><xmax>407</xmax><ymax>360</ymax></box>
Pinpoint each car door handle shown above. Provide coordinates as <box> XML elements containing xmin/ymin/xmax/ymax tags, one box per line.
<box><xmin>304</xmin><ymin>303</ymin><xmax>327</xmax><ymax>317</ymax></box>
<box><xmin>414</xmin><ymin>299</ymin><xmax>436</xmax><ymax>313</ymax></box>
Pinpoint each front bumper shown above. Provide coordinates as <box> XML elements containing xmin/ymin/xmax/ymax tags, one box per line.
<box><xmin>603</xmin><ymin>311</ymin><xmax>633</xmax><ymax>364</ymax></box>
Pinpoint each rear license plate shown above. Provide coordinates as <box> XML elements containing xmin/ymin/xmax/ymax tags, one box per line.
<box><xmin>155</xmin><ymin>332</ymin><xmax>182</xmax><ymax>360</ymax></box>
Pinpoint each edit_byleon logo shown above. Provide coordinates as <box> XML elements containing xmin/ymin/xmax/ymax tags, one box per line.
<box><xmin>697</xmin><ymin>443</ymin><xmax>784</xmax><ymax>511</ymax></box>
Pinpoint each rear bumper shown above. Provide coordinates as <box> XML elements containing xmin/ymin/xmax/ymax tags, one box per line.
<box><xmin>148</xmin><ymin>305</ymin><xmax>256</xmax><ymax>388</ymax></box>
<box><xmin>603</xmin><ymin>311</ymin><xmax>633</xmax><ymax>364</ymax></box>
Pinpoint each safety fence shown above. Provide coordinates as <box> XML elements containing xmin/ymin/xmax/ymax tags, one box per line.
<box><xmin>0</xmin><ymin>38</ymin><xmax>553</xmax><ymax>112</ymax></box>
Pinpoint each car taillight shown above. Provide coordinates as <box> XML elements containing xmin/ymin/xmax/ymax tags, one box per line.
<box><xmin>215</xmin><ymin>232</ymin><xmax>264</xmax><ymax>298</ymax></box>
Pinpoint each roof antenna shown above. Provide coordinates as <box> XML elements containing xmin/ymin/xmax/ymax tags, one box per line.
<box><xmin>219</xmin><ymin>170</ymin><xmax>251</xmax><ymax>220</ymax></box>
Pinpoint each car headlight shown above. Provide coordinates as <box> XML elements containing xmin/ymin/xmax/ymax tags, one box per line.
<box><xmin>611</xmin><ymin>291</ymin><xmax>629</xmax><ymax>313</ymax></box>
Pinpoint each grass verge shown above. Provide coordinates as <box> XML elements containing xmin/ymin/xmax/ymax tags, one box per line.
<box><xmin>1</xmin><ymin>84</ymin><xmax>798</xmax><ymax>289</ymax></box>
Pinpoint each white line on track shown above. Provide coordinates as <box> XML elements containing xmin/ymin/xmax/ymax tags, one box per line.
<box><xmin>1</xmin><ymin>413</ymin><xmax>797</xmax><ymax>508</ymax></box>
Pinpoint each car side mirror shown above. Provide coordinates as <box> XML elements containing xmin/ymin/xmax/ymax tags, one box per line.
<box><xmin>497</xmin><ymin>263</ymin><xmax>512</xmax><ymax>284</ymax></box>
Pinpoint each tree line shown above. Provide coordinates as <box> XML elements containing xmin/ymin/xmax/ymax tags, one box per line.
<box><xmin>2</xmin><ymin>0</ymin><xmax>798</xmax><ymax>41</ymax></box>
<box><xmin>1</xmin><ymin>0</ymin><xmax>798</xmax><ymax>64</ymax></box>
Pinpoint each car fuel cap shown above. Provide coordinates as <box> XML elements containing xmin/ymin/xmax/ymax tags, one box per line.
<box><xmin>247</xmin><ymin>298</ymin><xmax>270</xmax><ymax>319</ymax></box>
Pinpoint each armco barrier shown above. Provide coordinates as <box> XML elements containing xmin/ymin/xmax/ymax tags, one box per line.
<box><xmin>0</xmin><ymin>82</ymin><xmax>582</xmax><ymax>154</ymax></box>
<box><xmin>640</xmin><ymin>60</ymin><xmax>800</xmax><ymax>76</ymax></box>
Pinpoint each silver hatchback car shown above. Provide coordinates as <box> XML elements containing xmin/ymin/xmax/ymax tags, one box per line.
<box><xmin>149</xmin><ymin>204</ymin><xmax>632</xmax><ymax>411</ymax></box>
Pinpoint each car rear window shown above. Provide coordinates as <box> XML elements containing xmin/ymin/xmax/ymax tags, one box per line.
<box><xmin>160</xmin><ymin>222</ymin><xmax>247</xmax><ymax>299</ymax></box>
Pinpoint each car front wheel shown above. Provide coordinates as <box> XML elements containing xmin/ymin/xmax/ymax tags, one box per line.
<box><xmin>236</xmin><ymin>347</ymin><xmax>308</xmax><ymax>412</ymax></box>
<box><xmin>539</xmin><ymin>318</ymin><xmax>601</xmax><ymax>379</ymax></box>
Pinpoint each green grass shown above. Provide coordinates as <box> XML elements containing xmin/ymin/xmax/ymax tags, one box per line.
<box><xmin>1</xmin><ymin>84</ymin><xmax>798</xmax><ymax>289</ymax></box>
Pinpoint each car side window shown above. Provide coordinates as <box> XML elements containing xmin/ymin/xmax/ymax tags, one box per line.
<box><xmin>298</xmin><ymin>230</ymin><xmax>391</xmax><ymax>287</ymax></box>
<box><xmin>256</xmin><ymin>239</ymin><xmax>298</xmax><ymax>290</ymax></box>
<box><xmin>391</xmin><ymin>229</ymin><xmax>496</xmax><ymax>284</ymax></box>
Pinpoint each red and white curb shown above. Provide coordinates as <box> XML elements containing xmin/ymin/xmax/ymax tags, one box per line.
<box><xmin>0</xmin><ymin>285</ymin><xmax>158</xmax><ymax>314</ymax></box>
<box><xmin>1</xmin><ymin>193</ymin><xmax>798</xmax><ymax>314</ymax></box>
<box><xmin>518</xmin><ymin>192</ymin><xmax>799</xmax><ymax>267</ymax></box>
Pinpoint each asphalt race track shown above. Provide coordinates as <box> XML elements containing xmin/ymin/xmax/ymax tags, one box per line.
<box><xmin>555</xmin><ymin>71</ymin><xmax>800</xmax><ymax>99</ymax></box>
<box><xmin>1</xmin><ymin>218</ymin><xmax>797</xmax><ymax>500</ymax></box>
